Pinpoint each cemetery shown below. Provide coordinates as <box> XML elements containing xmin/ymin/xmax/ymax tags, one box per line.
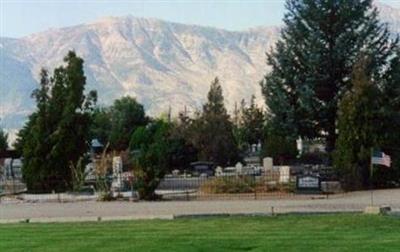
<box><xmin>0</xmin><ymin>146</ymin><xmax>341</xmax><ymax>202</ymax></box>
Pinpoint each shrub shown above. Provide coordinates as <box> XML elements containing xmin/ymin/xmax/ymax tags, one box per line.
<box><xmin>200</xmin><ymin>176</ymin><xmax>256</xmax><ymax>194</ymax></box>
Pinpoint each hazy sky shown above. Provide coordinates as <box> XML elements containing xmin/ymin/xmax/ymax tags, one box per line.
<box><xmin>1</xmin><ymin>0</ymin><xmax>399</xmax><ymax>38</ymax></box>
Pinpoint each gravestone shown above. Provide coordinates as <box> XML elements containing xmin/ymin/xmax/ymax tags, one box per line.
<box><xmin>172</xmin><ymin>169</ymin><xmax>180</xmax><ymax>177</ymax></box>
<box><xmin>263</xmin><ymin>157</ymin><xmax>273</xmax><ymax>171</ymax></box>
<box><xmin>215</xmin><ymin>166</ymin><xmax>223</xmax><ymax>177</ymax></box>
<box><xmin>235</xmin><ymin>162</ymin><xmax>243</xmax><ymax>174</ymax></box>
<box><xmin>113</xmin><ymin>156</ymin><xmax>123</xmax><ymax>175</ymax></box>
<box><xmin>279</xmin><ymin>166</ymin><xmax>290</xmax><ymax>183</ymax></box>
<box><xmin>251</xmin><ymin>144</ymin><xmax>257</xmax><ymax>153</ymax></box>
<box><xmin>112</xmin><ymin>156</ymin><xmax>123</xmax><ymax>189</ymax></box>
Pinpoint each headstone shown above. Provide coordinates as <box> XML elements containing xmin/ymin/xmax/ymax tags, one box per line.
<box><xmin>251</xmin><ymin>144</ymin><xmax>257</xmax><ymax>153</ymax></box>
<box><xmin>172</xmin><ymin>169</ymin><xmax>180</xmax><ymax>177</ymax></box>
<box><xmin>215</xmin><ymin>166</ymin><xmax>223</xmax><ymax>177</ymax></box>
<box><xmin>296</xmin><ymin>138</ymin><xmax>303</xmax><ymax>155</ymax></box>
<box><xmin>263</xmin><ymin>157</ymin><xmax>273</xmax><ymax>171</ymax></box>
<box><xmin>112</xmin><ymin>156</ymin><xmax>123</xmax><ymax>189</ymax></box>
<box><xmin>235</xmin><ymin>162</ymin><xmax>243</xmax><ymax>174</ymax></box>
<box><xmin>279</xmin><ymin>166</ymin><xmax>290</xmax><ymax>183</ymax></box>
<box><xmin>112</xmin><ymin>156</ymin><xmax>123</xmax><ymax>175</ymax></box>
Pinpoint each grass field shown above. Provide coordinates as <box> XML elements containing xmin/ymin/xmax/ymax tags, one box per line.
<box><xmin>1</xmin><ymin>214</ymin><xmax>400</xmax><ymax>251</ymax></box>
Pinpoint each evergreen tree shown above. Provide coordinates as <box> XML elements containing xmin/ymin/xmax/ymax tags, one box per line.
<box><xmin>261</xmin><ymin>0</ymin><xmax>398</xmax><ymax>154</ymax></box>
<box><xmin>191</xmin><ymin>78</ymin><xmax>239</xmax><ymax>166</ymax></box>
<box><xmin>0</xmin><ymin>126</ymin><xmax>8</xmax><ymax>152</ymax></box>
<box><xmin>20</xmin><ymin>52</ymin><xmax>96</xmax><ymax>192</ymax></box>
<box><xmin>334</xmin><ymin>56</ymin><xmax>381</xmax><ymax>190</ymax></box>
<box><xmin>240</xmin><ymin>95</ymin><xmax>265</xmax><ymax>147</ymax></box>
<box><xmin>21</xmin><ymin>69</ymin><xmax>52</xmax><ymax>191</ymax></box>
<box><xmin>167</xmin><ymin>111</ymin><xmax>198</xmax><ymax>171</ymax></box>
<box><xmin>375</xmin><ymin>46</ymin><xmax>400</xmax><ymax>186</ymax></box>
<box><xmin>47</xmin><ymin>51</ymin><xmax>96</xmax><ymax>191</ymax></box>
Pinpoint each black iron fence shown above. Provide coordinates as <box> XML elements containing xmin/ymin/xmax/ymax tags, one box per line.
<box><xmin>157</xmin><ymin>172</ymin><xmax>296</xmax><ymax>200</ymax></box>
<box><xmin>0</xmin><ymin>166</ymin><xmax>344</xmax><ymax>202</ymax></box>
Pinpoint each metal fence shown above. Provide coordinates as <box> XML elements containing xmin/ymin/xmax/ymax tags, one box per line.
<box><xmin>0</xmin><ymin>166</ymin><xmax>343</xmax><ymax>202</ymax></box>
<box><xmin>157</xmin><ymin>171</ymin><xmax>296</xmax><ymax>200</ymax></box>
<box><xmin>0</xmin><ymin>178</ymin><xmax>27</xmax><ymax>196</ymax></box>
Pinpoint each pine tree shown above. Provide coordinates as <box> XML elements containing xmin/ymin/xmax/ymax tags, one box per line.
<box><xmin>191</xmin><ymin>77</ymin><xmax>239</xmax><ymax>166</ymax></box>
<box><xmin>334</xmin><ymin>55</ymin><xmax>381</xmax><ymax>190</ymax></box>
<box><xmin>261</xmin><ymin>0</ymin><xmax>398</xmax><ymax>154</ymax></box>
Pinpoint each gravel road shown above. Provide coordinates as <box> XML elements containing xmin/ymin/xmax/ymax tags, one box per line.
<box><xmin>1</xmin><ymin>189</ymin><xmax>399</xmax><ymax>222</ymax></box>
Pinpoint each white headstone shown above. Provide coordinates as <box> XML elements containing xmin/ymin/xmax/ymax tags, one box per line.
<box><xmin>172</xmin><ymin>169</ymin><xmax>180</xmax><ymax>177</ymax></box>
<box><xmin>112</xmin><ymin>156</ymin><xmax>123</xmax><ymax>175</ymax></box>
<box><xmin>263</xmin><ymin>157</ymin><xmax>273</xmax><ymax>171</ymax></box>
<box><xmin>112</xmin><ymin>156</ymin><xmax>123</xmax><ymax>189</ymax></box>
<box><xmin>235</xmin><ymin>162</ymin><xmax>243</xmax><ymax>174</ymax></box>
<box><xmin>279</xmin><ymin>166</ymin><xmax>290</xmax><ymax>183</ymax></box>
<box><xmin>296</xmin><ymin>138</ymin><xmax>303</xmax><ymax>155</ymax></box>
<box><xmin>215</xmin><ymin>166</ymin><xmax>223</xmax><ymax>177</ymax></box>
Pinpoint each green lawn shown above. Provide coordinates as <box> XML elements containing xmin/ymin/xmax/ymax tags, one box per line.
<box><xmin>1</xmin><ymin>214</ymin><xmax>400</xmax><ymax>251</ymax></box>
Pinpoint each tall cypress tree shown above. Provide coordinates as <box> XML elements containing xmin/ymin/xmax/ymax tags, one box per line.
<box><xmin>48</xmin><ymin>51</ymin><xmax>97</xmax><ymax>191</ymax></box>
<box><xmin>334</xmin><ymin>55</ymin><xmax>381</xmax><ymax>189</ymax></box>
<box><xmin>261</xmin><ymin>0</ymin><xmax>398</xmax><ymax>154</ymax></box>
<box><xmin>376</xmin><ymin>46</ymin><xmax>400</xmax><ymax>185</ymax></box>
<box><xmin>21</xmin><ymin>69</ymin><xmax>52</xmax><ymax>191</ymax></box>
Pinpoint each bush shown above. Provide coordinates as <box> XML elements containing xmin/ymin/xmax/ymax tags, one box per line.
<box><xmin>200</xmin><ymin>176</ymin><xmax>256</xmax><ymax>194</ymax></box>
<box><xmin>130</xmin><ymin>120</ymin><xmax>170</xmax><ymax>200</ymax></box>
<box><xmin>201</xmin><ymin>175</ymin><xmax>296</xmax><ymax>194</ymax></box>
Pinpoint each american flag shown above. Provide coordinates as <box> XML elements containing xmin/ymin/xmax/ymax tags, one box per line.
<box><xmin>371</xmin><ymin>151</ymin><xmax>391</xmax><ymax>167</ymax></box>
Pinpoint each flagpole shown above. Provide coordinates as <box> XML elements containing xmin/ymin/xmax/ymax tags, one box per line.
<box><xmin>370</xmin><ymin>148</ymin><xmax>374</xmax><ymax>206</ymax></box>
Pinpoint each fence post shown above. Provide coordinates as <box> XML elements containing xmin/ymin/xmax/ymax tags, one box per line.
<box><xmin>254</xmin><ymin>175</ymin><xmax>257</xmax><ymax>200</ymax></box>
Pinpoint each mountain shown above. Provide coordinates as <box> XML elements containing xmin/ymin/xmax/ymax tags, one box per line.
<box><xmin>0</xmin><ymin>3</ymin><xmax>399</xmax><ymax>141</ymax></box>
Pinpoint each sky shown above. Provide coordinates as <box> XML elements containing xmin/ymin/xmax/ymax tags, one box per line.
<box><xmin>1</xmin><ymin>0</ymin><xmax>400</xmax><ymax>38</ymax></box>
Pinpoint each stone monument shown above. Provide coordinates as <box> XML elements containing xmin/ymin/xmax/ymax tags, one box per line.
<box><xmin>263</xmin><ymin>157</ymin><xmax>273</xmax><ymax>172</ymax></box>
